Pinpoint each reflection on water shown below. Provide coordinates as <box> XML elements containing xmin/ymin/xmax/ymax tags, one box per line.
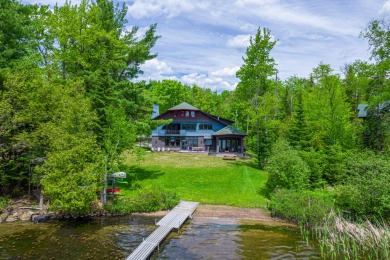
<box><xmin>0</xmin><ymin>216</ymin><xmax>321</xmax><ymax>259</ymax></box>
<box><xmin>155</xmin><ymin>217</ymin><xmax>320</xmax><ymax>259</ymax></box>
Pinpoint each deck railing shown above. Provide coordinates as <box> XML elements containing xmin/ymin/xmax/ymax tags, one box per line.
<box><xmin>166</xmin><ymin>129</ymin><xmax>180</xmax><ymax>134</ymax></box>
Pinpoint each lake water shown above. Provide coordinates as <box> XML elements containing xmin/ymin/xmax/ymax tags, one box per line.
<box><xmin>0</xmin><ymin>216</ymin><xmax>321</xmax><ymax>259</ymax></box>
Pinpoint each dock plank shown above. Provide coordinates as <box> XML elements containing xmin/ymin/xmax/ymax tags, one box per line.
<box><xmin>125</xmin><ymin>200</ymin><xmax>199</xmax><ymax>260</ymax></box>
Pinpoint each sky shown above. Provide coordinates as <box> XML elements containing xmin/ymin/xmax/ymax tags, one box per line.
<box><xmin>23</xmin><ymin>0</ymin><xmax>390</xmax><ymax>92</ymax></box>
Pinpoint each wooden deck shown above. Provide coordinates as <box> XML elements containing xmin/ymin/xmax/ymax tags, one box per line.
<box><xmin>125</xmin><ymin>201</ymin><xmax>199</xmax><ymax>260</ymax></box>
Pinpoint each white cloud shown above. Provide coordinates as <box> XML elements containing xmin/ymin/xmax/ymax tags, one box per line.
<box><xmin>180</xmin><ymin>72</ymin><xmax>238</xmax><ymax>92</ymax></box>
<box><xmin>381</xmin><ymin>1</ymin><xmax>390</xmax><ymax>14</ymax></box>
<box><xmin>21</xmin><ymin>0</ymin><xmax>382</xmax><ymax>92</ymax></box>
<box><xmin>127</xmin><ymin>0</ymin><xmax>208</xmax><ymax>19</ymax></box>
<box><xmin>210</xmin><ymin>66</ymin><xmax>240</xmax><ymax>77</ymax></box>
<box><xmin>227</xmin><ymin>34</ymin><xmax>251</xmax><ymax>49</ymax></box>
<box><xmin>181</xmin><ymin>73</ymin><xmax>204</xmax><ymax>86</ymax></box>
<box><xmin>141</xmin><ymin>59</ymin><xmax>173</xmax><ymax>77</ymax></box>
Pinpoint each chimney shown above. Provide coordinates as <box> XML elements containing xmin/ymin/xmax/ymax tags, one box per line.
<box><xmin>152</xmin><ymin>104</ymin><xmax>159</xmax><ymax>119</ymax></box>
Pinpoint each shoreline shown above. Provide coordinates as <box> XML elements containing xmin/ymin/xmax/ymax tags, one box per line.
<box><xmin>134</xmin><ymin>204</ymin><xmax>277</xmax><ymax>221</ymax></box>
<box><xmin>1</xmin><ymin>200</ymin><xmax>288</xmax><ymax>224</ymax></box>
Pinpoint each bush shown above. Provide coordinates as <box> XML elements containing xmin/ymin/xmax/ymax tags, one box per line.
<box><xmin>269</xmin><ymin>189</ymin><xmax>336</xmax><ymax>225</ymax></box>
<box><xmin>299</xmin><ymin>149</ymin><xmax>327</xmax><ymax>189</ymax></box>
<box><xmin>0</xmin><ymin>197</ymin><xmax>10</xmax><ymax>212</ymax></box>
<box><xmin>106</xmin><ymin>187</ymin><xmax>180</xmax><ymax>214</ymax></box>
<box><xmin>336</xmin><ymin>151</ymin><xmax>390</xmax><ymax>219</ymax></box>
<box><xmin>266</xmin><ymin>139</ymin><xmax>310</xmax><ymax>193</ymax></box>
<box><xmin>322</xmin><ymin>144</ymin><xmax>349</xmax><ymax>184</ymax></box>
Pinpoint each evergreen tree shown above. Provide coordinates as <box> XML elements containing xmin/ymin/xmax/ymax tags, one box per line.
<box><xmin>235</xmin><ymin>27</ymin><xmax>278</xmax><ymax>168</ymax></box>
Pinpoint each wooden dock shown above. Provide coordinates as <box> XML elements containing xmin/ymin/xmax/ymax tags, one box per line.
<box><xmin>126</xmin><ymin>200</ymin><xmax>199</xmax><ymax>260</ymax></box>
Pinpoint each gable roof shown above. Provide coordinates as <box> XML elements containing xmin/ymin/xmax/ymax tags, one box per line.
<box><xmin>212</xmin><ymin>125</ymin><xmax>247</xmax><ymax>136</ymax></box>
<box><xmin>204</xmin><ymin>112</ymin><xmax>234</xmax><ymax>125</ymax></box>
<box><xmin>152</xmin><ymin>102</ymin><xmax>235</xmax><ymax>126</ymax></box>
<box><xmin>168</xmin><ymin>102</ymin><xmax>200</xmax><ymax>111</ymax></box>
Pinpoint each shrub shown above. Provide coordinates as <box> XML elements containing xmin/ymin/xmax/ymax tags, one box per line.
<box><xmin>106</xmin><ymin>187</ymin><xmax>180</xmax><ymax>214</ymax></box>
<box><xmin>322</xmin><ymin>144</ymin><xmax>349</xmax><ymax>185</ymax></box>
<box><xmin>299</xmin><ymin>149</ymin><xmax>327</xmax><ymax>189</ymax></box>
<box><xmin>269</xmin><ymin>189</ymin><xmax>336</xmax><ymax>225</ymax></box>
<box><xmin>336</xmin><ymin>151</ymin><xmax>390</xmax><ymax>219</ymax></box>
<box><xmin>266</xmin><ymin>139</ymin><xmax>310</xmax><ymax>192</ymax></box>
<box><xmin>0</xmin><ymin>197</ymin><xmax>10</xmax><ymax>212</ymax></box>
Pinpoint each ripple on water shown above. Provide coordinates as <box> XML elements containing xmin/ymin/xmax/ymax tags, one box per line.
<box><xmin>0</xmin><ymin>216</ymin><xmax>321</xmax><ymax>259</ymax></box>
<box><xmin>153</xmin><ymin>217</ymin><xmax>321</xmax><ymax>260</ymax></box>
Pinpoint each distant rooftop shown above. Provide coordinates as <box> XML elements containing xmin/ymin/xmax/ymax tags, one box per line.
<box><xmin>213</xmin><ymin>125</ymin><xmax>247</xmax><ymax>136</ymax></box>
<box><xmin>168</xmin><ymin>102</ymin><xmax>200</xmax><ymax>111</ymax></box>
<box><xmin>358</xmin><ymin>101</ymin><xmax>390</xmax><ymax>118</ymax></box>
<box><xmin>358</xmin><ymin>104</ymin><xmax>368</xmax><ymax>118</ymax></box>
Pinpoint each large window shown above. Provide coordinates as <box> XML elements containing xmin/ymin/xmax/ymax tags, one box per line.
<box><xmin>187</xmin><ymin>138</ymin><xmax>198</xmax><ymax>147</ymax></box>
<box><xmin>182</xmin><ymin>124</ymin><xmax>196</xmax><ymax>131</ymax></box>
<box><xmin>204</xmin><ymin>139</ymin><xmax>213</xmax><ymax>146</ymax></box>
<box><xmin>165</xmin><ymin>137</ymin><xmax>180</xmax><ymax>147</ymax></box>
<box><xmin>199</xmin><ymin>124</ymin><xmax>212</xmax><ymax>130</ymax></box>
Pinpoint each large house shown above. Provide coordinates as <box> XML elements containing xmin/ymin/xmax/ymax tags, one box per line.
<box><xmin>151</xmin><ymin>102</ymin><xmax>246</xmax><ymax>153</ymax></box>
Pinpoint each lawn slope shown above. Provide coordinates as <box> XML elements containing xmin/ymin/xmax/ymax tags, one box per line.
<box><xmin>123</xmin><ymin>152</ymin><xmax>268</xmax><ymax>208</ymax></box>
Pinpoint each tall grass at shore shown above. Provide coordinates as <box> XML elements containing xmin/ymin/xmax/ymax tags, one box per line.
<box><xmin>315</xmin><ymin>211</ymin><xmax>390</xmax><ymax>259</ymax></box>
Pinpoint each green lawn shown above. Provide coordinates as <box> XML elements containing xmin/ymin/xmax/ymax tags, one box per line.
<box><xmin>121</xmin><ymin>152</ymin><xmax>268</xmax><ymax>208</ymax></box>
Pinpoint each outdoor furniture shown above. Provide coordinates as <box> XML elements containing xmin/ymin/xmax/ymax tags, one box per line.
<box><xmin>223</xmin><ymin>154</ymin><xmax>237</xmax><ymax>160</ymax></box>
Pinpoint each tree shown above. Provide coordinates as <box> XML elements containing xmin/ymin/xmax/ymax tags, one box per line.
<box><xmin>360</xmin><ymin>19</ymin><xmax>390</xmax><ymax>152</ymax></box>
<box><xmin>0</xmin><ymin>0</ymin><xmax>36</xmax><ymax>89</ymax></box>
<box><xmin>235</xmin><ymin>27</ymin><xmax>278</xmax><ymax>168</ymax></box>
<box><xmin>266</xmin><ymin>139</ymin><xmax>310</xmax><ymax>192</ymax></box>
<box><xmin>304</xmin><ymin>64</ymin><xmax>358</xmax><ymax>150</ymax></box>
<box><xmin>150</xmin><ymin>80</ymin><xmax>189</xmax><ymax>112</ymax></box>
<box><xmin>1</xmin><ymin>0</ymin><xmax>160</xmax><ymax>212</ymax></box>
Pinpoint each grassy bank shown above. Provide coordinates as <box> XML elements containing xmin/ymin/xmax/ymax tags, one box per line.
<box><xmin>119</xmin><ymin>152</ymin><xmax>268</xmax><ymax>208</ymax></box>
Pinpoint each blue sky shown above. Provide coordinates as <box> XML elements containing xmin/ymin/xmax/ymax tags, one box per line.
<box><xmin>23</xmin><ymin>0</ymin><xmax>390</xmax><ymax>92</ymax></box>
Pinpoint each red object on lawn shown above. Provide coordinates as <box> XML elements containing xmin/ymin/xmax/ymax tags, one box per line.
<box><xmin>106</xmin><ymin>188</ymin><xmax>121</xmax><ymax>194</ymax></box>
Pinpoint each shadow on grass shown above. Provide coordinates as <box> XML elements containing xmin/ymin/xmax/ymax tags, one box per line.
<box><xmin>258</xmin><ymin>186</ymin><xmax>272</xmax><ymax>200</ymax></box>
<box><xmin>127</xmin><ymin>166</ymin><xmax>165</xmax><ymax>182</ymax></box>
<box><xmin>226</xmin><ymin>159</ymin><xmax>261</xmax><ymax>170</ymax></box>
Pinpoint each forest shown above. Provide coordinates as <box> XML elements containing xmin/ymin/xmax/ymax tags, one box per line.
<box><xmin>0</xmin><ymin>0</ymin><xmax>389</xmax><ymax>228</ymax></box>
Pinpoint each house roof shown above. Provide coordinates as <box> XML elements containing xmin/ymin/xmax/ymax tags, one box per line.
<box><xmin>212</xmin><ymin>125</ymin><xmax>247</xmax><ymax>136</ymax></box>
<box><xmin>204</xmin><ymin>112</ymin><xmax>234</xmax><ymax>125</ymax></box>
<box><xmin>358</xmin><ymin>101</ymin><xmax>390</xmax><ymax>118</ymax></box>
<box><xmin>168</xmin><ymin>102</ymin><xmax>200</xmax><ymax>111</ymax></box>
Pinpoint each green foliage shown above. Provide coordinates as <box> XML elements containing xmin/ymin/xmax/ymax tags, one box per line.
<box><xmin>269</xmin><ymin>189</ymin><xmax>336</xmax><ymax>225</ymax></box>
<box><xmin>32</xmin><ymin>79</ymin><xmax>102</xmax><ymax>214</ymax></box>
<box><xmin>265</xmin><ymin>139</ymin><xmax>310</xmax><ymax>192</ymax></box>
<box><xmin>0</xmin><ymin>0</ymin><xmax>37</xmax><ymax>88</ymax></box>
<box><xmin>322</xmin><ymin>144</ymin><xmax>349</xmax><ymax>185</ymax></box>
<box><xmin>0</xmin><ymin>197</ymin><xmax>10</xmax><ymax>212</ymax></box>
<box><xmin>150</xmin><ymin>80</ymin><xmax>190</xmax><ymax>113</ymax></box>
<box><xmin>235</xmin><ymin>27</ymin><xmax>279</xmax><ymax>169</ymax></box>
<box><xmin>299</xmin><ymin>150</ymin><xmax>326</xmax><ymax>189</ymax></box>
<box><xmin>306</xmin><ymin>64</ymin><xmax>359</xmax><ymax>150</ymax></box>
<box><xmin>102</xmin><ymin>105</ymin><xmax>135</xmax><ymax>173</ymax></box>
<box><xmin>132</xmin><ymin>146</ymin><xmax>147</xmax><ymax>164</ymax></box>
<box><xmin>336</xmin><ymin>151</ymin><xmax>390</xmax><ymax>219</ymax></box>
<box><xmin>105</xmin><ymin>187</ymin><xmax>179</xmax><ymax>214</ymax></box>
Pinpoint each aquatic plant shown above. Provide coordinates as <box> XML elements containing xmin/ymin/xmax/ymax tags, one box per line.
<box><xmin>315</xmin><ymin>211</ymin><xmax>390</xmax><ymax>259</ymax></box>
